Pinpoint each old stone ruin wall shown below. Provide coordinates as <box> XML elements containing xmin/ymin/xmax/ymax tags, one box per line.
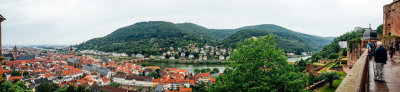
<box><xmin>347</xmin><ymin>42</ymin><xmax>362</xmax><ymax>68</ymax></box>
<box><xmin>384</xmin><ymin>1</ymin><xmax>400</xmax><ymax>36</ymax></box>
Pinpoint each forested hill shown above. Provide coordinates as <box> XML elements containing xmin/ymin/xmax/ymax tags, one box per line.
<box><xmin>222</xmin><ymin>24</ymin><xmax>333</xmax><ymax>53</ymax></box>
<box><xmin>76</xmin><ymin>21</ymin><xmax>333</xmax><ymax>55</ymax></box>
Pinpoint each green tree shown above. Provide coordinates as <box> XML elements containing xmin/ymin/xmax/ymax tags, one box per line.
<box><xmin>9</xmin><ymin>84</ymin><xmax>24</xmax><ymax>92</ymax></box>
<box><xmin>0</xmin><ymin>81</ymin><xmax>13</xmax><ymax>92</ymax></box>
<box><xmin>36</xmin><ymin>83</ymin><xmax>59</xmax><ymax>92</ymax></box>
<box><xmin>342</xmin><ymin>49</ymin><xmax>347</xmax><ymax>56</ymax></box>
<box><xmin>376</xmin><ymin>24</ymin><xmax>383</xmax><ymax>34</ymax></box>
<box><xmin>200</xmin><ymin>68</ymin><xmax>207</xmax><ymax>73</ymax></box>
<box><xmin>77</xmin><ymin>85</ymin><xmax>90</xmax><ymax>92</ymax></box>
<box><xmin>54</xmin><ymin>87</ymin><xmax>68</xmax><ymax>92</ymax></box>
<box><xmin>191</xmin><ymin>81</ymin><xmax>207</xmax><ymax>92</ymax></box>
<box><xmin>194</xmin><ymin>69</ymin><xmax>200</xmax><ymax>74</ymax></box>
<box><xmin>310</xmin><ymin>29</ymin><xmax>364</xmax><ymax>61</ymax></box>
<box><xmin>148</xmin><ymin>87</ymin><xmax>152</xmax><ymax>92</ymax></box>
<box><xmin>116</xmin><ymin>71</ymin><xmax>123</xmax><ymax>74</ymax></box>
<box><xmin>328</xmin><ymin>53</ymin><xmax>339</xmax><ymax>59</ymax></box>
<box><xmin>155</xmin><ymin>69</ymin><xmax>161</xmax><ymax>74</ymax></box>
<box><xmin>110</xmin><ymin>82</ymin><xmax>120</xmax><ymax>87</ymax></box>
<box><xmin>138</xmin><ymin>86</ymin><xmax>144</xmax><ymax>91</ymax></box>
<box><xmin>67</xmin><ymin>85</ymin><xmax>75</xmax><ymax>92</ymax></box>
<box><xmin>0</xmin><ymin>81</ymin><xmax>32</xmax><ymax>92</ymax></box>
<box><xmin>319</xmin><ymin>72</ymin><xmax>341</xmax><ymax>88</ymax></box>
<box><xmin>23</xmin><ymin>71</ymin><xmax>29</xmax><ymax>76</ymax></box>
<box><xmin>209</xmin><ymin>36</ymin><xmax>307</xmax><ymax>92</ymax></box>
<box><xmin>297</xmin><ymin>59</ymin><xmax>307</xmax><ymax>72</ymax></box>
<box><xmin>11</xmin><ymin>71</ymin><xmax>21</xmax><ymax>76</ymax></box>
<box><xmin>212</xmin><ymin>68</ymin><xmax>220</xmax><ymax>74</ymax></box>
<box><xmin>205</xmin><ymin>68</ymin><xmax>211</xmax><ymax>72</ymax></box>
<box><xmin>148</xmin><ymin>72</ymin><xmax>160</xmax><ymax>79</ymax></box>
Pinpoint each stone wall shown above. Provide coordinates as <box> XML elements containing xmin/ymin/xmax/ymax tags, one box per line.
<box><xmin>336</xmin><ymin>50</ymin><xmax>369</xmax><ymax>92</ymax></box>
<box><xmin>384</xmin><ymin>1</ymin><xmax>400</xmax><ymax>36</ymax></box>
<box><xmin>347</xmin><ymin>43</ymin><xmax>362</xmax><ymax>67</ymax></box>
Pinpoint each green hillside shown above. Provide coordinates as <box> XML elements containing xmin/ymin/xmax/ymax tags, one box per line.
<box><xmin>221</xmin><ymin>24</ymin><xmax>333</xmax><ymax>53</ymax></box>
<box><xmin>76</xmin><ymin>21</ymin><xmax>333</xmax><ymax>55</ymax></box>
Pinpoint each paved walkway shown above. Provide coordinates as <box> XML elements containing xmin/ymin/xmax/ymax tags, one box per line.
<box><xmin>369</xmin><ymin>51</ymin><xmax>400</xmax><ymax>92</ymax></box>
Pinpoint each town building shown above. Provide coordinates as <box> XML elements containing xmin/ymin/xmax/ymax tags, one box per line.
<box><xmin>68</xmin><ymin>58</ymin><xmax>82</xmax><ymax>68</ymax></box>
<box><xmin>82</xmin><ymin>64</ymin><xmax>111</xmax><ymax>78</ymax></box>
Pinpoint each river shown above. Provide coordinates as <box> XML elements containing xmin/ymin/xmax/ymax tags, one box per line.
<box><xmin>143</xmin><ymin>56</ymin><xmax>311</xmax><ymax>73</ymax></box>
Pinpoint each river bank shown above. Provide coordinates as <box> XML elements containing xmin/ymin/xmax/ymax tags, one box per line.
<box><xmin>135</xmin><ymin>55</ymin><xmax>311</xmax><ymax>73</ymax></box>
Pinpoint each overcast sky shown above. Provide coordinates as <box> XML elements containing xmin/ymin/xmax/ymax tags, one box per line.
<box><xmin>0</xmin><ymin>0</ymin><xmax>393</xmax><ymax>45</ymax></box>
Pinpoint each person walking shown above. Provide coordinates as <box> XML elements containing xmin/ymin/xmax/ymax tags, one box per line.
<box><xmin>369</xmin><ymin>41</ymin><xmax>387</xmax><ymax>82</ymax></box>
<box><xmin>389</xmin><ymin>45</ymin><xmax>395</xmax><ymax>60</ymax></box>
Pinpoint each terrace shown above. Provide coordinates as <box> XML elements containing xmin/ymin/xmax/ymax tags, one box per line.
<box><xmin>336</xmin><ymin>50</ymin><xmax>400</xmax><ymax>92</ymax></box>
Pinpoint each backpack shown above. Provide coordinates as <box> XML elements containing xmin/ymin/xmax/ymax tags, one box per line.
<box><xmin>367</xmin><ymin>43</ymin><xmax>375</xmax><ymax>53</ymax></box>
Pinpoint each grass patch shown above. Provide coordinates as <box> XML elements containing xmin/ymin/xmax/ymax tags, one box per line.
<box><xmin>335</xmin><ymin>71</ymin><xmax>347</xmax><ymax>78</ymax></box>
<box><xmin>317</xmin><ymin>78</ymin><xmax>343</xmax><ymax>92</ymax></box>
<box><xmin>313</xmin><ymin>63</ymin><xmax>326</xmax><ymax>66</ymax></box>
<box><xmin>338</xmin><ymin>50</ymin><xmax>343</xmax><ymax>58</ymax></box>
<box><xmin>319</xmin><ymin>63</ymin><xmax>336</xmax><ymax>72</ymax></box>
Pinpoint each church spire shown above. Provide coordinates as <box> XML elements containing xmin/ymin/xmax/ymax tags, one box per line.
<box><xmin>369</xmin><ymin>24</ymin><xmax>371</xmax><ymax>29</ymax></box>
<box><xmin>13</xmin><ymin>45</ymin><xmax>18</xmax><ymax>60</ymax></box>
<box><xmin>13</xmin><ymin>45</ymin><xmax>17</xmax><ymax>52</ymax></box>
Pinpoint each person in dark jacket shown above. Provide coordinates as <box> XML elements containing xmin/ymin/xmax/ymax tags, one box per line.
<box><xmin>389</xmin><ymin>45</ymin><xmax>395</xmax><ymax>60</ymax></box>
<box><xmin>368</xmin><ymin>41</ymin><xmax>387</xmax><ymax>82</ymax></box>
<box><xmin>367</xmin><ymin>42</ymin><xmax>376</xmax><ymax>54</ymax></box>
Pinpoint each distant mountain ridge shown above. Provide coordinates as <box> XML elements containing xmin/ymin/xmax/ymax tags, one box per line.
<box><xmin>76</xmin><ymin>21</ymin><xmax>333</xmax><ymax>55</ymax></box>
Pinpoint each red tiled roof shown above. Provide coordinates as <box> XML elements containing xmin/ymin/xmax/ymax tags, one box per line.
<box><xmin>8</xmin><ymin>76</ymin><xmax>23</xmax><ymax>81</ymax></box>
<box><xmin>61</xmin><ymin>68</ymin><xmax>81</xmax><ymax>76</ymax></box>
<box><xmin>200</xmin><ymin>73</ymin><xmax>210</xmax><ymax>78</ymax></box>
<box><xmin>153</xmin><ymin>79</ymin><xmax>160</xmax><ymax>82</ymax></box>
<box><xmin>165</xmin><ymin>78</ymin><xmax>190</xmax><ymax>84</ymax></box>
<box><xmin>179</xmin><ymin>85</ymin><xmax>192</xmax><ymax>92</ymax></box>
<box><xmin>102</xmin><ymin>77</ymin><xmax>110</xmax><ymax>83</ymax></box>
<box><xmin>44</xmin><ymin>73</ymin><xmax>55</xmax><ymax>77</ymax></box>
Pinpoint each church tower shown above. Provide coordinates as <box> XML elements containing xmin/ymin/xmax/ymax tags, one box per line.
<box><xmin>69</xmin><ymin>46</ymin><xmax>74</xmax><ymax>55</ymax></box>
<box><xmin>12</xmin><ymin>45</ymin><xmax>18</xmax><ymax>60</ymax></box>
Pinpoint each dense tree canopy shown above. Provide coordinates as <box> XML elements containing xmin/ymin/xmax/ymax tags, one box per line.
<box><xmin>310</xmin><ymin>28</ymin><xmax>365</xmax><ymax>61</ymax></box>
<box><xmin>319</xmin><ymin>72</ymin><xmax>341</xmax><ymax>88</ymax></box>
<box><xmin>76</xmin><ymin>21</ymin><xmax>333</xmax><ymax>55</ymax></box>
<box><xmin>36</xmin><ymin>83</ymin><xmax>59</xmax><ymax>92</ymax></box>
<box><xmin>376</xmin><ymin>24</ymin><xmax>383</xmax><ymax>34</ymax></box>
<box><xmin>11</xmin><ymin>71</ymin><xmax>21</xmax><ymax>76</ymax></box>
<box><xmin>0</xmin><ymin>81</ymin><xmax>32</xmax><ymax>92</ymax></box>
<box><xmin>54</xmin><ymin>85</ymin><xmax>90</xmax><ymax>92</ymax></box>
<box><xmin>23</xmin><ymin>71</ymin><xmax>29</xmax><ymax>76</ymax></box>
<box><xmin>221</xmin><ymin>26</ymin><xmax>333</xmax><ymax>53</ymax></box>
<box><xmin>110</xmin><ymin>82</ymin><xmax>120</xmax><ymax>87</ymax></box>
<box><xmin>297</xmin><ymin>59</ymin><xmax>307</xmax><ymax>72</ymax></box>
<box><xmin>209</xmin><ymin>36</ymin><xmax>307</xmax><ymax>92</ymax></box>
